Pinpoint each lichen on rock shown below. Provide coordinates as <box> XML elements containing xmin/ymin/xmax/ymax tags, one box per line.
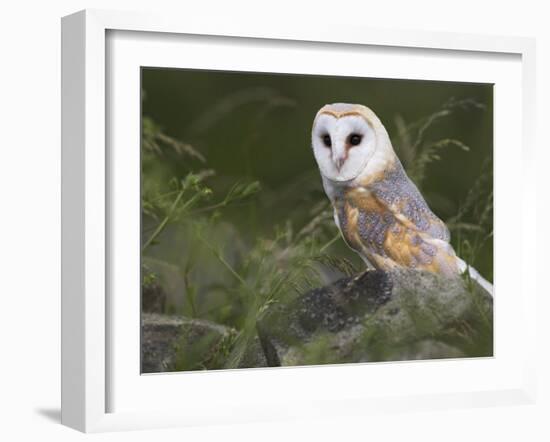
<box><xmin>141</xmin><ymin>313</ymin><xmax>237</xmax><ymax>373</ymax></box>
<box><xmin>255</xmin><ymin>269</ymin><xmax>492</xmax><ymax>367</ymax></box>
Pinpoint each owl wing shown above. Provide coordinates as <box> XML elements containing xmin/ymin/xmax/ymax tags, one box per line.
<box><xmin>368</xmin><ymin>164</ymin><xmax>451</xmax><ymax>243</ymax></box>
<box><xmin>364</xmin><ymin>170</ymin><xmax>458</xmax><ymax>275</ymax></box>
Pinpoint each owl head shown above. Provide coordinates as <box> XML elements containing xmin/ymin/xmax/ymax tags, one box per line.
<box><xmin>311</xmin><ymin>103</ymin><xmax>393</xmax><ymax>182</ymax></box>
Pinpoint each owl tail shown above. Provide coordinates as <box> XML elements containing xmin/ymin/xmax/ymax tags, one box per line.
<box><xmin>456</xmin><ymin>258</ymin><xmax>493</xmax><ymax>296</ymax></box>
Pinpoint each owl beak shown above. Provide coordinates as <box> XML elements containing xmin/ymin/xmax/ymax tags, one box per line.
<box><xmin>334</xmin><ymin>157</ymin><xmax>345</xmax><ymax>171</ymax></box>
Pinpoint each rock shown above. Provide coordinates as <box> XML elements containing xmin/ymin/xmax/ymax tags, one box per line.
<box><xmin>255</xmin><ymin>269</ymin><xmax>492</xmax><ymax>366</ymax></box>
<box><xmin>141</xmin><ymin>313</ymin><xmax>237</xmax><ymax>373</ymax></box>
<box><xmin>141</xmin><ymin>269</ymin><xmax>493</xmax><ymax>372</ymax></box>
<box><xmin>236</xmin><ymin>335</ymin><xmax>270</xmax><ymax>369</ymax></box>
<box><xmin>142</xmin><ymin>269</ymin><xmax>167</xmax><ymax>313</ymax></box>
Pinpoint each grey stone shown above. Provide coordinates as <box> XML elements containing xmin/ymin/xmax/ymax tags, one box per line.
<box><xmin>256</xmin><ymin>269</ymin><xmax>492</xmax><ymax>366</ymax></box>
<box><xmin>141</xmin><ymin>313</ymin><xmax>237</xmax><ymax>373</ymax></box>
<box><xmin>141</xmin><ymin>269</ymin><xmax>492</xmax><ymax>372</ymax></box>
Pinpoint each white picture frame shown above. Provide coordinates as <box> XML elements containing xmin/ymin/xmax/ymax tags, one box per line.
<box><xmin>61</xmin><ymin>9</ymin><xmax>537</xmax><ymax>433</ymax></box>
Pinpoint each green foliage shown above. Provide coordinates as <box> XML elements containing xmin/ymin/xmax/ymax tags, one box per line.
<box><xmin>392</xmin><ymin>98</ymin><xmax>493</xmax><ymax>280</ymax></box>
<box><xmin>448</xmin><ymin>156</ymin><xmax>493</xmax><ymax>280</ymax></box>
<box><xmin>392</xmin><ymin>97</ymin><xmax>485</xmax><ymax>189</ymax></box>
<box><xmin>142</xmin><ymin>266</ymin><xmax>158</xmax><ymax>287</ymax></box>
<box><xmin>142</xmin><ymin>115</ymin><xmax>206</xmax><ymax>162</ymax></box>
<box><xmin>141</xmin><ymin>87</ymin><xmax>493</xmax><ymax>370</ymax></box>
<box><xmin>141</xmin><ymin>102</ymin><xmax>354</xmax><ymax>367</ymax></box>
<box><xmin>174</xmin><ymin>323</ymin><xmax>237</xmax><ymax>371</ymax></box>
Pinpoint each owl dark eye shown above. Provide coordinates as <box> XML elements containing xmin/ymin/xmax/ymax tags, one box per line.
<box><xmin>322</xmin><ymin>134</ymin><xmax>332</xmax><ymax>148</ymax></box>
<box><xmin>349</xmin><ymin>133</ymin><xmax>362</xmax><ymax>146</ymax></box>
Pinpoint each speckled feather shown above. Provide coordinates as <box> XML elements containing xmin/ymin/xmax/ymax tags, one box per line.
<box><xmin>332</xmin><ymin>160</ymin><xmax>459</xmax><ymax>276</ymax></box>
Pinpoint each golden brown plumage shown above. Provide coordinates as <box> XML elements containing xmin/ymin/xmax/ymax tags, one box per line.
<box><xmin>336</xmin><ymin>171</ymin><xmax>459</xmax><ymax>276</ymax></box>
<box><xmin>330</xmin><ymin>161</ymin><xmax>459</xmax><ymax>276</ymax></box>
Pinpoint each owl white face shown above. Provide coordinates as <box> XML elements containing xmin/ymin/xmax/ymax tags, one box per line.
<box><xmin>311</xmin><ymin>112</ymin><xmax>377</xmax><ymax>182</ymax></box>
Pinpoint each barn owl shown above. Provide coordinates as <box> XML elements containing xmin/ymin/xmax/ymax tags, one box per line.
<box><xmin>311</xmin><ymin>103</ymin><xmax>493</xmax><ymax>295</ymax></box>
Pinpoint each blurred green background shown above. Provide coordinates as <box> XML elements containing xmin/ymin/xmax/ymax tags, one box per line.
<box><xmin>141</xmin><ymin>67</ymin><xmax>493</xmax><ymax>337</ymax></box>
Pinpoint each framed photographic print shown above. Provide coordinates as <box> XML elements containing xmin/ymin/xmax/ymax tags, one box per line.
<box><xmin>61</xmin><ymin>9</ymin><xmax>537</xmax><ymax>432</ymax></box>
<box><xmin>139</xmin><ymin>68</ymin><xmax>495</xmax><ymax>374</ymax></box>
